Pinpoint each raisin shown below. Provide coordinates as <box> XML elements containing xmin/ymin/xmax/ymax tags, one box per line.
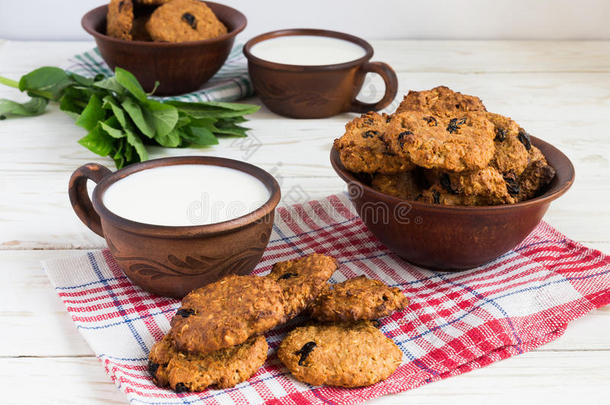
<box><xmin>517</xmin><ymin>129</ymin><xmax>532</xmax><ymax>150</ymax></box>
<box><xmin>386</xmin><ymin>116</ymin><xmax>392</xmax><ymax>123</ymax></box>
<box><xmin>446</xmin><ymin>117</ymin><xmax>466</xmax><ymax>134</ymax></box>
<box><xmin>382</xmin><ymin>295</ymin><xmax>389</xmax><ymax>301</ymax></box>
<box><xmin>181</xmin><ymin>13</ymin><xmax>197</xmax><ymax>30</ymax></box>
<box><xmin>295</xmin><ymin>341</ymin><xmax>317</xmax><ymax>366</ymax></box>
<box><xmin>423</xmin><ymin>116</ymin><xmax>437</xmax><ymax>126</ymax></box>
<box><xmin>398</xmin><ymin>131</ymin><xmax>413</xmax><ymax>147</ymax></box>
<box><xmin>148</xmin><ymin>361</ymin><xmax>159</xmax><ymax>376</ymax></box>
<box><xmin>365</xmin><ymin>118</ymin><xmax>374</xmax><ymax>125</ymax></box>
<box><xmin>432</xmin><ymin>190</ymin><xmax>441</xmax><ymax>204</ymax></box>
<box><xmin>174</xmin><ymin>383</ymin><xmax>190</xmax><ymax>393</ymax></box>
<box><xmin>494</xmin><ymin>128</ymin><xmax>506</xmax><ymax>142</ymax></box>
<box><xmin>362</xmin><ymin>130</ymin><xmax>379</xmax><ymax>138</ymax></box>
<box><xmin>277</xmin><ymin>272</ymin><xmax>298</xmax><ymax>280</ymax></box>
<box><xmin>440</xmin><ymin>173</ymin><xmax>457</xmax><ymax>194</ymax></box>
<box><xmin>504</xmin><ymin>175</ymin><xmax>520</xmax><ymax>196</ymax></box>
<box><xmin>118</xmin><ymin>0</ymin><xmax>125</xmax><ymax>12</ymax></box>
<box><xmin>175</xmin><ymin>308</ymin><xmax>195</xmax><ymax>318</ymax></box>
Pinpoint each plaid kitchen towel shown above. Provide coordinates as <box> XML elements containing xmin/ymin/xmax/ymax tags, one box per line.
<box><xmin>65</xmin><ymin>45</ymin><xmax>253</xmax><ymax>102</ymax></box>
<box><xmin>43</xmin><ymin>193</ymin><xmax>610</xmax><ymax>405</ymax></box>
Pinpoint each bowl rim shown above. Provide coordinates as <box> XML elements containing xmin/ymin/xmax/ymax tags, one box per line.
<box><xmin>81</xmin><ymin>1</ymin><xmax>247</xmax><ymax>47</ymax></box>
<box><xmin>330</xmin><ymin>135</ymin><xmax>575</xmax><ymax>213</ymax></box>
<box><xmin>243</xmin><ymin>28</ymin><xmax>374</xmax><ymax>71</ymax></box>
<box><xmin>90</xmin><ymin>156</ymin><xmax>281</xmax><ymax>238</ymax></box>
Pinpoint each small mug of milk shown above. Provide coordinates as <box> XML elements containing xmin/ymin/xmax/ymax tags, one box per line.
<box><xmin>244</xmin><ymin>29</ymin><xmax>398</xmax><ymax>118</ymax></box>
<box><xmin>68</xmin><ymin>157</ymin><xmax>281</xmax><ymax>298</ymax></box>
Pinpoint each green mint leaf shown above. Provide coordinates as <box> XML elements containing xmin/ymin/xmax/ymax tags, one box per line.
<box><xmin>154</xmin><ymin>127</ymin><xmax>182</xmax><ymax>147</ymax></box>
<box><xmin>78</xmin><ymin>124</ymin><xmax>115</xmax><ymax>156</ymax></box>
<box><xmin>102</xmin><ymin>95</ymin><xmax>129</xmax><ymax>129</ymax></box>
<box><xmin>198</xmin><ymin>101</ymin><xmax>261</xmax><ymax>114</ymax></box>
<box><xmin>126</xmin><ymin>129</ymin><xmax>148</xmax><ymax>161</ymax></box>
<box><xmin>184</xmin><ymin>126</ymin><xmax>219</xmax><ymax>146</ymax></box>
<box><xmin>100</xmin><ymin>116</ymin><xmax>127</xmax><ymax>139</ymax></box>
<box><xmin>0</xmin><ymin>97</ymin><xmax>48</xmax><ymax>117</ymax></box>
<box><xmin>75</xmin><ymin>94</ymin><xmax>105</xmax><ymax>131</ymax></box>
<box><xmin>122</xmin><ymin>97</ymin><xmax>155</xmax><ymax>138</ymax></box>
<box><xmin>93</xmin><ymin>76</ymin><xmax>126</xmax><ymax>96</ymax></box>
<box><xmin>18</xmin><ymin>67</ymin><xmax>73</xmax><ymax>101</ymax></box>
<box><xmin>145</xmin><ymin>99</ymin><xmax>179</xmax><ymax>137</ymax></box>
<box><xmin>112</xmin><ymin>138</ymin><xmax>126</xmax><ymax>169</ymax></box>
<box><xmin>59</xmin><ymin>87</ymin><xmax>91</xmax><ymax>116</ymax></box>
<box><xmin>114</xmin><ymin>67</ymin><xmax>148</xmax><ymax>102</ymax></box>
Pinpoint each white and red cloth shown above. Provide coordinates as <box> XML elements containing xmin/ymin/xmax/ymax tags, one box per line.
<box><xmin>43</xmin><ymin>193</ymin><xmax>610</xmax><ymax>405</ymax></box>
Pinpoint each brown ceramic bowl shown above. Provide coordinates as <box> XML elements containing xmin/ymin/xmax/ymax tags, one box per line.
<box><xmin>81</xmin><ymin>2</ymin><xmax>246</xmax><ymax>96</ymax></box>
<box><xmin>68</xmin><ymin>156</ymin><xmax>280</xmax><ymax>298</ymax></box>
<box><xmin>331</xmin><ymin>136</ymin><xmax>575</xmax><ymax>270</ymax></box>
<box><xmin>243</xmin><ymin>29</ymin><xmax>398</xmax><ymax>118</ymax></box>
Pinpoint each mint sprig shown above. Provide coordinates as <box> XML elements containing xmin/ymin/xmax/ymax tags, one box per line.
<box><xmin>0</xmin><ymin>67</ymin><xmax>259</xmax><ymax>168</ymax></box>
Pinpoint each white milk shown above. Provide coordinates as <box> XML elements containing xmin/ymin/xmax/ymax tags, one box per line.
<box><xmin>249</xmin><ymin>35</ymin><xmax>367</xmax><ymax>66</ymax></box>
<box><xmin>102</xmin><ymin>165</ymin><xmax>270</xmax><ymax>226</ymax></box>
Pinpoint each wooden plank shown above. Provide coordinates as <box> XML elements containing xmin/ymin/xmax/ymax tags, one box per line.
<box><xmin>2</xmin><ymin>41</ymin><xmax>610</xmax><ymax>77</ymax></box>
<box><xmin>1</xmin><ymin>351</ymin><xmax>609</xmax><ymax>405</ymax></box>
<box><xmin>1</xmin><ymin>249</ymin><xmax>608</xmax><ymax>357</ymax></box>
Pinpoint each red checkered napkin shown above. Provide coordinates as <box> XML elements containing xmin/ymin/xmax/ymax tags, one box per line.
<box><xmin>43</xmin><ymin>193</ymin><xmax>610</xmax><ymax>405</ymax></box>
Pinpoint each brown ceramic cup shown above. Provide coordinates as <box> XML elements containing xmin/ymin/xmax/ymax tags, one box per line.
<box><xmin>243</xmin><ymin>29</ymin><xmax>398</xmax><ymax>118</ymax></box>
<box><xmin>68</xmin><ymin>156</ymin><xmax>280</xmax><ymax>298</ymax></box>
<box><xmin>331</xmin><ymin>136</ymin><xmax>575</xmax><ymax>270</ymax></box>
<box><xmin>81</xmin><ymin>2</ymin><xmax>247</xmax><ymax>96</ymax></box>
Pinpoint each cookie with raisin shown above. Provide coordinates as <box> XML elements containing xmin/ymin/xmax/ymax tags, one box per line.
<box><xmin>423</xmin><ymin>167</ymin><xmax>517</xmax><ymax>206</ymax></box>
<box><xmin>148</xmin><ymin>334</ymin><xmax>267</xmax><ymax>392</ymax></box>
<box><xmin>267</xmin><ymin>253</ymin><xmax>338</xmax><ymax>321</ymax></box>
<box><xmin>107</xmin><ymin>0</ymin><xmax>134</xmax><ymax>40</ymax></box>
<box><xmin>513</xmin><ymin>145</ymin><xmax>556</xmax><ymax>201</ymax></box>
<box><xmin>334</xmin><ymin>111</ymin><xmax>414</xmax><ymax>174</ymax></box>
<box><xmin>146</xmin><ymin>0</ymin><xmax>228</xmax><ymax>42</ymax></box>
<box><xmin>168</xmin><ymin>274</ymin><xmax>285</xmax><ymax>355</ymax></box>
<box><xmin>371</xmin><ymin>171</ymin><xmax>423</xmax><ymax>200</ymax></box>
<box><xmin>278</xmin><ymin>322</ymin><xmax>402</xmax><ymax>387</ymax></box>
<box><xmin>486</xmin><ymin>113</ymin><xmax>530</xmax><ymax>177</ymax></box>
<box><xmin>396</xmin><ymin>86</ymin><xmax>487</xmax><ymax>116</ymax></box>
<box><xmin>309</xmin><ymin>275</ymin><xmax>409</xmax><ymax>322</ymax></box>
<box><xmin>384</xmin><ymin>111</ymin><xmax>496</xmax><ymax>172</ymax></box>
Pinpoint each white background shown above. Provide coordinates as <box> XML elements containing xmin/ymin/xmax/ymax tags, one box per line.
<box><xmin>1</xmin><ymin>0</ymin><xmax>609</xmax><ymax>41</ymax></box>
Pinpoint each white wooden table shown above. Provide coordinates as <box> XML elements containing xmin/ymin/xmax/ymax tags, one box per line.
<box><xmin>1</xmin><ymin>39</ymin><xmax>609</xmax><ymax>404</ymax></box>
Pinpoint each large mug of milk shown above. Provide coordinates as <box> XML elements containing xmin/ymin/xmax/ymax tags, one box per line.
<box><xmin>68</xmin><ymin>156</ymin><xmax>281</xmax><ymax>298</ymax></box>
<box><xmin>244</xmin><ymin>28</ymin><xmax>398</xmax><ymax>118</ymax></box>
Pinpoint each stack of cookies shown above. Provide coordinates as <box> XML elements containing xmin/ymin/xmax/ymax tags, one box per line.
<box><xmin>148</xmin><ymin>254</ymin><xmax>409</xmax><ymax>392</ymax></box>
<box><xmin>106</xmin><ymin>0</ymin><xmax>227</xmax><ymax>42</ymax></box>
<box><xmin>334</xmin><ymin>86</ymin><xmax>556</xmax><ymax>206</ymax></box>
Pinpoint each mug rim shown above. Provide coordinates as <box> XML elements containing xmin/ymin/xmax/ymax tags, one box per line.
<box><xmin>243</xmin><ymin>28</ymin><xmax>374</xmax><ymax>71</ymax></box>
<box><xmin>90</xmin><ymin>156</ymin><xmax>281</xmax><ymax>238</ymax></box>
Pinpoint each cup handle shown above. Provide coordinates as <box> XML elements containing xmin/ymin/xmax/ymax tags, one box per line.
<box><xmin>349</xmin><ymin>61</ymin><xmax>399</xmax><ymax>113</ymax></box>
<box><xmin>68</xmin><ymin>163</ymin><xmax>113</xmax><ymax>237</ymax></box>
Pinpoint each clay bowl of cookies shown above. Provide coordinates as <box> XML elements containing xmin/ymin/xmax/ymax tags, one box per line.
<box><xmin>331</xmin><ymin>86</ymin><xmax>575</xmax><ymax>270</ymax></box>
<box><xmin>82</xmin><ymin>0</ymin><xmax>246</xmax><ymax>95</ymax></box>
